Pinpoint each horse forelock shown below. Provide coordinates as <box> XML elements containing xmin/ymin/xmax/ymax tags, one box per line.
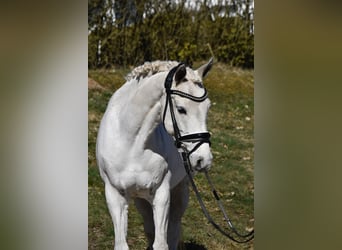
<box><xmin>125</xmin><ymin>60</ymin><xmax>180</xmax><ymax>81</ymax></box>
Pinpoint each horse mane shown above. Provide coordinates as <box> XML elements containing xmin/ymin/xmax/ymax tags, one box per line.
<box><xmin>126</xmin><ymin>60</ymin><xmax>179</xmax><ymax>81</ymax></box>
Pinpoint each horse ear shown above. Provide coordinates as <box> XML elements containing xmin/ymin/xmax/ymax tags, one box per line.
<box><xmin>197</xmin><ymin>58</ymin><xmax>214</xmax><ymax>78</ymax></box>
<box><xmin>175</xmin><ymin>64</ymin><xmax>186</xmax><ymax>85</ymax></box>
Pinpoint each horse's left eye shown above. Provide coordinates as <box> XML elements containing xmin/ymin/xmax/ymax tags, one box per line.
<box><xmin>176</xmin><ymin>106</ymin><xmax>187</xmax><ymax>115</ymax></box>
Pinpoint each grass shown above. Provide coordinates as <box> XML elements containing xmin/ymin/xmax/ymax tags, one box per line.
<box><xmin>88</xmin><ymin>62</ymin><xmax>254</xmax><ymax>249</ymax></box>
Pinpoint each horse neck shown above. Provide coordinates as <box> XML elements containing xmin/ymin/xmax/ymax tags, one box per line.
<box><xmin>122</xmin><ymin>72</ymin><xmax>168</xmax><ymax>148</ymax></box>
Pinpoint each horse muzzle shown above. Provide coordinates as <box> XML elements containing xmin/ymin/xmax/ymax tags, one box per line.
<box><xmin>176</xmin><ymin>132</ymin><xmax>212</xmax><ymax>172</ymax></box>
<box><xmin>188</xmin><ymin>142</ymin><xmax>213</xmax><ymax>172</ymax></box>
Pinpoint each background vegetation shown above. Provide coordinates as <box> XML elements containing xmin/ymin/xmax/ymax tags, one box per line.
<box><xmin>88</xmin><ymin>62</ymin><xmax>254</xmax><ymax>249</ymax></box>
<box><xmin>88</xmin><ymin>0</ymin><xmax>254</xmax><ymax>69</ymax></box>
<box><xmin>89</xmin><ymin>0</ymin><xmax>254</xmax><ymax>248</ymax></box>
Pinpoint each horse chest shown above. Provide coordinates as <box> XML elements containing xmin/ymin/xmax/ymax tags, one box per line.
<box><xmin>106</xmin><ymin>150</ymin><xmax>169</xmax><ymax>197</ymax></box>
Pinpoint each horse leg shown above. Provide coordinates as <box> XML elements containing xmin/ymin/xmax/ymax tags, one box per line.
<box><xmin>134</xmin><ymin>198</ymin><xmax>155</xmax><ymax>249</ymax></box>
<box><xmin>152</xmin><ymin>171</ymin><xmax>171</xmax><ymax>250</ymax></box>
<box><xmin>104</xmin><ymin>181</ymin><xmax>129</xmax><ymax>250</ymax></box>
<box><xmin>168</xmin><ymin>177</ymin><xmax>189</xmax><ymax>250</ymax></box>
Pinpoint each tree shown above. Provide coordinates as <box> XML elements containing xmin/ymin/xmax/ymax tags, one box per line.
<box><xmin>88</xmin><ymin>0</ymin><xmax>254</xmax><ymax>68</ymax></box>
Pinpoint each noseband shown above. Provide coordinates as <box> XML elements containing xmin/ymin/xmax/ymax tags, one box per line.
<box><xmin>162</xmin><ymin>63</ymin><xmax>211</xmax><ymax>167</ymax></box>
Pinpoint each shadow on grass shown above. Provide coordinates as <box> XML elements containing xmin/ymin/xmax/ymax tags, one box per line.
<box><xmin>182</xmin><ymin>240</ymin><xmax>208</xmax><ymax>250</ymax></box>
<box><xmin>146</xmin><ymin>240</ymin><xmax>207</xmax><ymax>250</ymax></box>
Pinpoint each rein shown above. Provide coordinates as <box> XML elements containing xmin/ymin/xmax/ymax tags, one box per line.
<box><xmin>162</xmin><ymin>63</ymin><xmax>254</xmax><ymax>243</ymax></box>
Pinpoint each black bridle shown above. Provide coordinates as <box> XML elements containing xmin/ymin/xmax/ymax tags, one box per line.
<box><xmin>162</xmin><ymin>63</ymin><xmax>211</xmax><ymax>156</ymax></box>
<box><xmin>162</xmin><ymin>63</ymin><xmax>254</xmax><ymax>243</ymax></box>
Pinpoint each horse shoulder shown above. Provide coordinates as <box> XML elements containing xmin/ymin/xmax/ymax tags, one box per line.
<box><xmin>148</xmin><ymin>125</ymin><xmax>187</xmax><ymax>188</ymax></box>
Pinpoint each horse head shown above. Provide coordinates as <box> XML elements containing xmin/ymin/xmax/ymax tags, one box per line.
<box><xmin>162</xmin><ymin>58</ymin><xmax>213</xmax><ymax>172</ymax></box>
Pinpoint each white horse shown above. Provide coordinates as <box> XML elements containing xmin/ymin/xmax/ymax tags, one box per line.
<box><xmin>96</xmin><ymin>59</ymin><xmax>213</xmax><ymax>250</ymax></box>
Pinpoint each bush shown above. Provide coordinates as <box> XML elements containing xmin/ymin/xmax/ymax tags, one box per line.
<box><xmin>88</xmin><ymin>0</ymin><xmax>254</xmax><ymax>68</ymax></box>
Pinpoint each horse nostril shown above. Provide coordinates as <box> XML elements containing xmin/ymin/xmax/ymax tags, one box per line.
<box><xmin>196</xmin><ymin>158</ymin><xmax>203</xmax><ymax>167</ymax></box>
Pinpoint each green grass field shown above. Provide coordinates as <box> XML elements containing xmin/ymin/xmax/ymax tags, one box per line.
<box><xmin>88</xmin><ymin>62</ymin><xmax>254</xmax><ymax>249</ymax></box>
